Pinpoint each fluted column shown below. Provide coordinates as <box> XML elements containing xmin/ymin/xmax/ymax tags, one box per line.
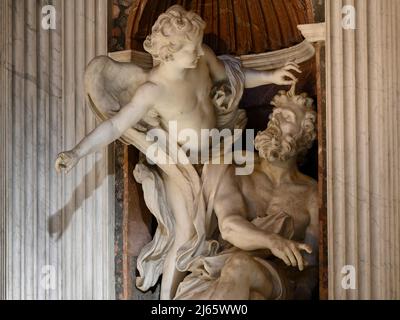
<box><xmin>0</xmin><ymin>0</ymin><xmax>114</xmax><ymax>300</ymax></box>
<box><xmin>0</xmin><ymin>0</ymin><xmax>12</xmax><ymax>301</ymax></box>
<box><xmin>326</xmin><ymin>0</ymin><xmax>400</xmax><ymax>299</ymax></box>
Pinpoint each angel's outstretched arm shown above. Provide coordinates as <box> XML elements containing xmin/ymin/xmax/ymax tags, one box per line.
<box><xmin>202</xmin><ymin>43</ymin><xmax>301</xmax><ymax>88</ymax></box>
<box><xmin>202</xmin><ymin>44</ymin><xmax>228</xmax><ymax>83</ymax></box>
<box><xmin>55</xmin><ymin>82</ymin><xmax>157</xmax><ymax>173</ymax></box>
<box><xmin>242</xmin><ymin>62</ymin><xmax>301</xmax><ymax>88</ymax></box>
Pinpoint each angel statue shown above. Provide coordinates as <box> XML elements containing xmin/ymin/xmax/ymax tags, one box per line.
<box><xmin>55</xmin><ymin>5</ymin><xmax>301</xmax><ymax>299</ymax></box>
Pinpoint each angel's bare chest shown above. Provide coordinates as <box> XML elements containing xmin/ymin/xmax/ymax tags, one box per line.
<box><xmin>153</xmin><ymin>64</ymin><xmax>213</xmax><ymax>118</ymax></box>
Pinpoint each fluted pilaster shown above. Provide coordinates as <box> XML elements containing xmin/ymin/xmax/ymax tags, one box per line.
<box><xmin>0</xmin><ymin>0</ymin><xmax>114</xmax><ymax>300</ymax></box>
<box><xmin>326</xmin><ymin>0</ymin><xmax>400</xmax><ymax>299</ymax></box>
<box><xmin>0</xmin><ymin>0</ymin><xmax>12</xmax><ymax>301</ymax></box>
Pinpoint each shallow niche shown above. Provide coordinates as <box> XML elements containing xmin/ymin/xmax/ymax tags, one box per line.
<box><xmin>108</xmin><ymin>0</ymin><xmax>326</xmax><ymax>300</ymax></box>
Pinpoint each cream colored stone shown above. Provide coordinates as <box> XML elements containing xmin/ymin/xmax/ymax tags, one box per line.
<box><xmin>175</xmin><ymin>88</ymin><xmax>318</xmax><ymax>300</ymax></box>
<box><xmin>1</xmin><ymin>0</ymin><xmax>114</xmax><ymax>300</ymax></box>
<box><xmin>326</xmin><ymin>0</ymin><xmax>400</xmax><ymax>299</ymax></box>
<box><xmin>297</xmin><ymin>23</ymin><xmax>326</xmax><ymax>43</ymax></box>
<box><xmin>55</xmin><ymin>5</ymin><xmax>305</xmax><ymax>300</ymax></box>
<box><xmin>109</xmin><ymin>40</ymin><xmax>315</xmax><ymax>71</ymax></box>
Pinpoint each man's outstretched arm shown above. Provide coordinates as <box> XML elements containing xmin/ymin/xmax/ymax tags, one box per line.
<box><xmin>55</xmin><ymin>82</ymin><xmax>157</xmax><ymax>173</ymax></box>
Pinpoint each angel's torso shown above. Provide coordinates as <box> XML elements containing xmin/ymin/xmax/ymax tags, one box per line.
<box><xmin>147</xmin><ymin>58</ymin><xmax>218</xmax><ymax>154</ymax></box>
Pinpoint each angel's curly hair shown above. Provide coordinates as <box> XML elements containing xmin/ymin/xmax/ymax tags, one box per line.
<box><xmin>143</xmin><ymin>5</ymin><xmax>206</xmax><ymax>63</ymax></box>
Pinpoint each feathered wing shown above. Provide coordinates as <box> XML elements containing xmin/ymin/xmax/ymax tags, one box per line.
<box><xmin>85</xmin><ymin>56</ymin><xmax>149</xmax><ymax>111</ymax></box>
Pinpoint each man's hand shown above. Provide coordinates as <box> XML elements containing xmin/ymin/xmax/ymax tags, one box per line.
<box><xmin>270</xmin><ymin>62</ymin><xmax>302</xmax><ymax>86</ymax></box>
<box><xmin>268</xmin><ymin>234</ymin><xmax>312</xmax><ymax>271</ymax></box>
<box><xmin>55</xmin><ymin>150</ymin><xmax>80</xmax><ymax>174</ymax></box>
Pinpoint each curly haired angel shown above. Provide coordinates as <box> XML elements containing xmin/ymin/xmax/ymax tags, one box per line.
<box><xmin>55</xmin><ymin>5</ymin><xmax>302</xmax><ymax>299</ymax></box>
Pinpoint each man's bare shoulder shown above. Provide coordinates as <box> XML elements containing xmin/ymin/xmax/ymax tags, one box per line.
<box><xmin>223</xmin><ymin>159</ymin><xmax>267</xmax><ymax>193</ymax></box>
<box><xmin>211</xmin><ymin>164</ymin><xmax>243</xmax><ymax>194</ymax></box>
<box><xmin>297</xmin><ymin>171</ymin><xmax>317</xmax><ymax>188</ymax></box>
<box><xmin>300</xmin><ymin>174</ymin><xmax>318</xmax><ymax>205</ymax></box>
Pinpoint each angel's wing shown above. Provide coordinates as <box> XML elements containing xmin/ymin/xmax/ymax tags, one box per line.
<box><xmin>85</xmin><ymin>55</ymin><xmax>148</xmax><ymax>112</ymax></box>
<box><xmin>85</xmin><ymin>56</ymin><xmax>161</xmax><ymax>145</ymax></box>
<box><xmin>86</xmin><ymin>55</ymin><xmax>149</xmax><ymax>107</ymax></box>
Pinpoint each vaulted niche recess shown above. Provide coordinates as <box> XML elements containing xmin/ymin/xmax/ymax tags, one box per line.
<box><xmin>108</xmin><ymin>0</ymin><xmax>326</xmax><ymax>300</ymax></box>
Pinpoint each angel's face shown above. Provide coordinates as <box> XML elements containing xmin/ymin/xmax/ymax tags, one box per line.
<box><xmin>171</xmin><ymin>38</ymin><xmax>204</xmax><ymax>69</ymax></box>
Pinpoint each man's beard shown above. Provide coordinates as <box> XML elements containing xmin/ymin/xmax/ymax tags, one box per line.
<box><xmin>255</xmin><ymin>119</ymin><xmax>298</xmax><ymax>162</ymax></box>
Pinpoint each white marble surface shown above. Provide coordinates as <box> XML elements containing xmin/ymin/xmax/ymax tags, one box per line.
<box><xmin>0</xmin><ymin>0</ymin><xmax>114</xmax><ymax>300</ymax></box>
<box><xmin>326</xmin><ymin>0</ymin><xmax>400</xmax><ymax>299</ymax></box>
<box><xmin>0</xmin><ymin>0</ymin><xmax>12</xmax><ymax>301</ymax></box>
<box><xmin>109</xmin><ymin>40</ymin><xmax>316</xmax><ymax>71</ymax></box>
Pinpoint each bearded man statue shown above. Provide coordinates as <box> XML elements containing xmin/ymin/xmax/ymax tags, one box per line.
<box><xmin>174</xmin><ymin>88</ymin><xmax>319</xmax><ymax>300</ymax></box>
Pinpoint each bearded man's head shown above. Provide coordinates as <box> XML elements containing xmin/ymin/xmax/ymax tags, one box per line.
<box><xmin>254</xmin><ymin>89</ymin><xmax>317</xmax><ymax>163</ymax></box>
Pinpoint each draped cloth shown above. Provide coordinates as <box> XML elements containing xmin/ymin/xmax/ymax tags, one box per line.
<box><xmin>85</xmin><ymin>54</ymin><xmax>247</xmax><ymax>292</ymax></box>
<box><xmin>174</xmin><ymin>209</ymin><xmax>295</xmax><ymax>300</ymax></box>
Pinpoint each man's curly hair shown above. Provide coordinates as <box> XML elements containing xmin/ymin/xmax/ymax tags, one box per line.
<box><xmin>254</xmin><ymin>90</ymin><xmax>317</xmax><ymax>163</ymax></box>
